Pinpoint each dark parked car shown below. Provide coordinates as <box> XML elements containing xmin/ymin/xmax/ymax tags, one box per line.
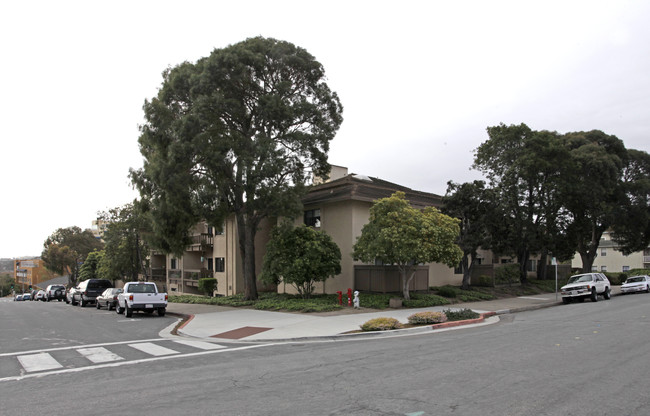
<box><xmin>96</xmin><ymin>288</ymin><xmax>123</xmax><ymax>310</ymax></box>
<box><xmin>45</xmin><ymin>284</ymin><xmax>66</xmax><ymax>302</ymax></box>
<box><xmin>74</xmin><ymin>279</ymin><xmax>112</xmax><ymax>307</ymax></box>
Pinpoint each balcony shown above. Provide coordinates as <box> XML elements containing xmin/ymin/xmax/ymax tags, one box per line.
<box><xmin>183</xmin><ymin>269</ymin><xmax>212</xmax><ymax>286</ymax></box>
<box><xmin>187</xmin><ymin>233</ymin><xmax>214</xmax><ymax>251</ymax></box>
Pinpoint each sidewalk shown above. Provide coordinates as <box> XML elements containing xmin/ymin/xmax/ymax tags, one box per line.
<box><xmin>165</xmin><ymin>287</ymin><xmax>621</xmax><ymax>342</ymax></box>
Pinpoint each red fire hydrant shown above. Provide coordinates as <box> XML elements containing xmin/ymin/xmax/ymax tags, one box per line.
<box><xmin>336</xmin><ymin>291</ymin><xmax>343</xmax><ymax>305</ymax></box>
<box><xmin>347</xmin><ymin>288</ymin><xmax>352</xmax><ymax>307</ymax></box>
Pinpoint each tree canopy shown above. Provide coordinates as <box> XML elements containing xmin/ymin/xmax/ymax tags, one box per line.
<box><xmin>260</xmin><ymin>223</ymin><xmax>341</xmax><ymax>299</ymax></box>
<box><xmin>131</xmin><ymin>37</ymin><xmax>343</xmax><ymax>300</ymax></box>
<box><xmin>353</xmin><ymin>192</ymin><xmax>462</xmax><ymax>300</ymax></box>
<box><xmin>96</xmin><ymin>202</ymin><xmax>153</xmax><ymax>282</ymax></box>
<box><xmin>41</xmin><ymin>226</ymin><xmax>104</xmax><ymax>286</ymax></box>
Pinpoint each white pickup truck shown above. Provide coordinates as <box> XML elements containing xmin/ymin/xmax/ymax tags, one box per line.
<box><xmin>116</xmin><ymin>281</ymin><xmax>168</xmax><ymax>317</ymax></box>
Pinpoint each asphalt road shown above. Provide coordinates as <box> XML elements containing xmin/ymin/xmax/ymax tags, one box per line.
<box><xmin>1</xmin><ymin>293</ymin><xmax>649</xmax><ymax>415</ymax></box>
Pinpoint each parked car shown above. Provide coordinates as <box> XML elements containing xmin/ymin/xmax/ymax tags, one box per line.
<box><xmin>96</xmin><ymin>288</ymin><xmax>123</xmax><ymax>310</ymax></box>
<box><xmin>14</xmin><ymin>294</ymin><xmax>23</xmax><ymax>301</ymax></box>
<box><xmin>116</xmin><ymin>281</ymin><xmax>167</xmax><ymax>317</ymax></box>
<box><xmin>561</xmin><ymin>272</ymin><xmax>611</xmax><ymax>304</ymax></box>
<box><xmin>45</xmin><ymin>284</ymin><xmax>66</xmax><ymax>302</ymax></box>
<box><xmin>35</xmin><ymin>290</ymin><xmax>46</xmax><ymax>301</ymax></box>
<box><xmin>620</xmin><ymin>275</ymin><xmax>650</xmax><ymax>294</ymax></box>
<box><xmin>22</xmin><ymin>293</ymin><xmax>32</xmax><ymax>301</ymax></box>
<box><xmin>66</xmin><ymin>287</ymin><xmax>79</xmax><ymax>305</ymax></box>
<box><xmin>73</xmin><ymin>279</ymin><xmax>113</xmax><ymax>307</ymax></box>
<box><xmin>30</xmin><ymin>289</ymin><xmax>38</xmax><ymax>300</ymax></box>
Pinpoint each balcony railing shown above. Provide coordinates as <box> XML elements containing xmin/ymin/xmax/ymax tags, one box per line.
<box><xmin>188</xmin><ymin>233</ymin><xmax>214</xmax><ymax>251</ymax></box>
<box><xmin>183</xmin><ymin>268</ymin><xmax>212</xmax><ymax>281</ymax></box>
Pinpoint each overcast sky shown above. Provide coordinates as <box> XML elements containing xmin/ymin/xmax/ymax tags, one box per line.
<box><xmin>2</xmin><ymin>0</ymin><xmax>649</xmax><ymax>258</ymax></box>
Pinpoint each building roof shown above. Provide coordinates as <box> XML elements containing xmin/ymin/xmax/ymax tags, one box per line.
<box><xmin>302</xmin><ymin>173</ymin><xmax>443</xmax><ymax>209</ymax></box>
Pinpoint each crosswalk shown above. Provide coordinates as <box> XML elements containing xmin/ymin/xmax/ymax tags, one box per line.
<box><xmin>1</xmin><ymin>338</ymin><xmax>237</xmax><ymax>381</ymax></box>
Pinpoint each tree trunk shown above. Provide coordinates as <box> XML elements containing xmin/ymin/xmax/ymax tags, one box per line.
<box><xmin>517</xmin><ymin>248</ymin><xmax>529</xmax><ymax>284</ymax></box>
<box><xmin>461</xmin><ymin>252</ymin><xmax>472</xmax><ymax>290</ymax></box>
<box><xmin>579</xmin><ymin>251</ymin><xmax>596</xmax><ymax>273</ymax></box>
<box><xmin>237</xmin><ymin>213</ymin><xmax>259</xmax><ymax>301</ymax></box>
<box><xmin>537</xmin><ymin>249</ymin><xmax>548</xmax><ymax>280</ymax></box>
<box><xmin>402</xmin><ymin>268</ymin><xmax>416</xmax><ymax>301</ymax></box>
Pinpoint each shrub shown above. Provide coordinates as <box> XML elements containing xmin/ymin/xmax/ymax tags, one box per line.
<box><xmin>198</xmin><ymin>278</ymin><xmax>217</xmax><ymax>297</ymax></box>
<box><xmin>360</xmin><ymin>317</ymin><xmax>401</xmax><ymax>331</ymax></box>
<box><xmin>475</xmin><ymin>275</ymin><xmax>493</xmax><ymax>287</ymax></box>
<box><xmin>443</xmin><ymin>308</ymin><xmax>480</xmax><ymax>321</ymax></box>
<box><xmin>403</xmin><ymin>294</ymin><xmax>450</xmax><ymax>308</ymax></box>
<box><xmin>407</xmin><ymin>311</ymin><xmax>448</xmax><ymax>325</ymax></box>
<box><xmin>436</xmin><ymin>286</ymin><xmax>457</xmax><ymax>298</ymax></box>
<box><xmin>495</xmin><ymin>264</ymin><xmax>519</xmax><ymax>285</ymax></box>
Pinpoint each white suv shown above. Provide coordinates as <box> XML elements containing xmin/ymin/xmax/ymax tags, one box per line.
<box><xmin>45</xmin><ymin>284</ymin><xmax>66</xmax><ymax>302</ymax></box>
<box><xmin>561</xmin><ymin>273</ymin><xmax>611</xmax><ymax>304</ymax></box>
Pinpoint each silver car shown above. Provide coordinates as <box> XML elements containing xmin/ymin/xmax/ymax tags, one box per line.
<box><xmin>621</xmin><ymin>275</ymin><xmax>650</xmax><ymax>294</ymax></box>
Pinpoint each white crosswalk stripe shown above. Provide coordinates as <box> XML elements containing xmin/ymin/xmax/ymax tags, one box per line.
<box><xmin>128</xmin><ymin>342</ymin><xmax>179</xmax><ymax>356</ymax></box>
<box><xmin>9</xmin><ymin>339</ymin><xmax>228</xmax><ymax>377</ymax></box>
<box><xmin>173</xmin><ymin>340</ymin><xmax>226</xmax><ymax>350</ymax></box>
<box><xmin>17</xmin><ymin>353</ymin><xmax>63</xmax><ymax>372</ymax></box>
<box><xmin>77</xmin><ymin>347</ymin><xmax>124</xmax><ymax>363</ymax></box>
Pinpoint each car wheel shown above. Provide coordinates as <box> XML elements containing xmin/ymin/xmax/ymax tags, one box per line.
<box><xmin>562</xmin><ymin>297</ymin><xmax>570</xmax><ymax>304</ymax></box>
<box><xmin>603</xmin><ymin>287</ymin><xmax>611</xmax><ymax>300</ymax></box>
<box><xmin>158</xmin><ymin>308</ymin><xmax>166</xmax><ymax>317</ymax></box>
<box><xmin>590</xmin><ymin>288</ymin><xmax>598</xmax><ymax>302</ymax></box>
<box><xmin>96</xmin><ymin>301</ymin><xmax>101</xmax><ymax>309</ymax></box>
<box><xmin>116</xmin><ymin>304</ymin><xmax>123</xmax><ymax>314</ymax></box>
<box><xmin>646</xmin><ymin>285</ymin><xmax>650</xmax><ymax>293</ymax></box>
<box><xmin>125</xmin><ymin>305</ymin><xmax>133</xmax><ymax>318</ymax></box>
<box><xmin>108</xmin><ymin>302</ymin><xmax>113</xmax><ymax>311</ymax></box>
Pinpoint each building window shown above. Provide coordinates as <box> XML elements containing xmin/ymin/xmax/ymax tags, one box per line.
<box><xmin>622</xmin><ymin>266</ymin><xmax>630</xmax><ymax>272</ymax></box>
<box><xmin>601</xmin><ymin>265</ymin><xmax>607</xmax><ymax>272</ymax></box>
<box><xmin>215</xmin><ymin>257</ymin><xmax>225</xmax><ymax>273</ymax></box>
<box><xmin>591</xmin><ymin>266</ymin><xmax>598</xmax><ymax>272</ymax></box>
<box><xmin>171</xmin><ymin>258</ymin><xmax>177</xmax><ymax>269</ymax></box>
<box><xmin>601</xmin><ymin>248</ymin><xmax>607</xmax><ymax>256</ymax></box>
<box><xmin>207</xmin><ymin>258</ymin><xmax>213</xmax><ymax>271</ymax></box>
<box><xmin>304</xmin><ymin>209</ymin><xmax>321</xmax><ymax>227</ymax></box>
<box><xmin>526</xmin><ymin>259</ymin><xmax>537</xmax><ymax>272</ymax></box>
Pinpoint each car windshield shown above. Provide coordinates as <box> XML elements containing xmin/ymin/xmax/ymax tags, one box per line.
<box><xmin>568</xmin><ymin>274</ymin><xmax>594</xmax><ymax>284</ymax></box>
<box><xmin>626</xmin><ymin>276</ymin><xmax>644</xmax><ymax>283</ymax></box>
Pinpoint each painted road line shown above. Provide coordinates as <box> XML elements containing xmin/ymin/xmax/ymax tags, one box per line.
<box><xmin>17</xmin><ymin>353</ymin><xmax>63</xmax><ymax>372</ymax></box>
<box><xmin>518</xmin><ymin>296</ymin><xmax>550</xmax><ymax>300</ymax></box>
<box><xmin>77</xmin><ymin>347</ymin><xmax>124</xmax><ymax>363</ymax></box>
<box><xmin>173</xmin><ymin>340</ymin><xmax>226</xmax><ymax>350</ymax></box>
<box><xmin>128</xmin><ymin>342</ymin><xmax>179</xmax><ymax>356</ymax></box>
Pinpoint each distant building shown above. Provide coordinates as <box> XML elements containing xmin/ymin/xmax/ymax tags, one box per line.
<box><xmin>14</xmin><ymin>258</ymin><xmax>59</xmax><ymax>291</ymax></box>
<box><xmin>571</xmin><ymin>231</ymin><xmax>650</xmax><ymax>273</ymax></box>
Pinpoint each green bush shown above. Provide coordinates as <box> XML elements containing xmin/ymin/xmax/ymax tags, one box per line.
<box><xmin>475</xmin><ymin>275</ymin><xmax>494</xmax><ymax>287</ymax></box>
<box><xmin>495</xmin><ymin>264</ymin><xmax>519</xmax><ymax>285</ymax></box>
<box><xmin>443</xmin><ymin>308</ymin><xmax>480</xmax><ymax>321</ymax></box>
<box><xmin>407</xmin><ymin>311</ymin><xmax>448</xmax><ymax>324</ymax></box>
<box><xmin>436</xmin><ymin>286</ymin><xmax>457</xmax><ymax>298</ymax></box>
<box><xmin>360</xmin><ymin>317</ymin><xmax>401</xmax><ymax>331</ymax></box>
<box><xmin>403</xmin><ymin>293</ymin><xmax>450</xmax><ymax>308</ymax></box>
<box><xmin>198</xmin><ymin>278</ymin><xmax>217</xmax><ymax>297</ymax></box>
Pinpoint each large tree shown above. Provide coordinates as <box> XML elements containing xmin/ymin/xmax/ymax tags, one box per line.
<box><xmin>353</xmin><ymin>192</ymin><xmax>462</xmax><ymax>300</ymax></box>
<box><xmin>260</xmin><ymin>223</ymin><xmax>341</xmax><ymax>299</ymax></box>
<box><xmin>41</xmin><ymin>226</ymin><xmax>104</xmax><ymax>286</ymax></box>
<box><xmin>443</xmin><ymin>180</ymin><xmax>492</xmax><ymax>290</ymax></box>
<box><xmin>562</xmin><ymin>130</ymin><xmax>628</xmax><ymax>272</ymax></box>
<box><xmin>611</xmin><ymin>149</ymin><xmax>650</xmax><ymax>254</ymax></box>
<box><xmin>97</xmin><ymin>202</ymin><xmax>153</xmax><ymax>282</ymax></box>
<box><xmin>131</xmin><ymin>37</ymin><xmax>343</xmax><ymax>300</ymax></box>
<box><xmin>473</xmin><ymin>123</ymin><xmax>569</xmax><ymax>284</ymax></box>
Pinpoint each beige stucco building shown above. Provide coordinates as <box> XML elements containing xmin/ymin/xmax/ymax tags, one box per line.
<box><xmin>571</xmin><ymin>230</ymin><xmax>650</xmax><ymax>273</ymax></box>
<box><xmin>153</xmin><ymin>167</ymin><xmax>463</xmax><ymax>296</ymax></box>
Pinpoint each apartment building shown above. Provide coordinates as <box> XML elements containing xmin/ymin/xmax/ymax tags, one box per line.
<box><xmin>14</xmin><ymin>258</ymin><xmax>59</xmax><ymax>291</ymax></box>
<box><xmin>152</xmin><ymin>166</ymin><xmax>463</xmax><ymax>296</ymax></box>
<box><xmin>571</xmin><ymin>230</ymin><xmax>650</xmax><ymax>273</ymax></box>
